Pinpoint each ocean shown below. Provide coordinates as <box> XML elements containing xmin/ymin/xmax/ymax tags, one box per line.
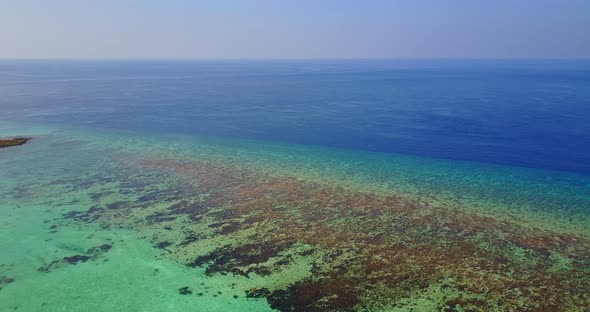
<box><xmin>0</xmin><ymin>60</ymin><xmax>589</xmax><ymax>311</ymax></box>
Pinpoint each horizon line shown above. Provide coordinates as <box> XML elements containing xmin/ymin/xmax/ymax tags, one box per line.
<box><xmin>1</xmin><ymin>57</ymin><xmax>590</xmax><ymax>62</ymax></box>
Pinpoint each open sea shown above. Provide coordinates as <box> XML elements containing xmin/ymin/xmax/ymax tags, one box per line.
<box><xmin>0</xmin><ymin>60</ymin><xmax>589</xmax><ymax>311</ymax></box>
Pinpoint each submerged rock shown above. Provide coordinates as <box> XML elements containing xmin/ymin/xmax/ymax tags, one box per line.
<box><xmin>178</xmin><ymin>286</ymin><xmax>192</xmax><ymax>295</ymax></box>
<box><xmin>0</xmin><ymin>137</ymin><xmax>31</xmax><ymax>148</ymax></box>
<box><xmin>38</xmin><ymin>243</ymin><xmax>113</xmax><ymax>273</ymax></box>
<box><xmin>2</xmin><ymin>277</ymin><xmax>14</xmax><ymax>284</ymax></box>
<box><xmin>63</xmin><ymin>255</ymin><xmax>90</xmax><ymax>265</ymax></box>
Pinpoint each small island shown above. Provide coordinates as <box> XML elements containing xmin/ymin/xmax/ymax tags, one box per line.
<box><xmin>0</xmin><ymin>137</ymin><xmax>31</xmax><ymax>148</ymax></box>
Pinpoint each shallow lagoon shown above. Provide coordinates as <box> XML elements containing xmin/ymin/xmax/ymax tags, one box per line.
<box><xmin>1</xmin><ymin>122</ymin><xmax>589</xmax><ymax>311</ymax></box>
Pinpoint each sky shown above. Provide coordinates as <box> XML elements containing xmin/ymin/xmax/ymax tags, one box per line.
<box><xmin>1</xmin><ymin>0</ymin><xmax>589</xmax><ymax>59</ymax></box>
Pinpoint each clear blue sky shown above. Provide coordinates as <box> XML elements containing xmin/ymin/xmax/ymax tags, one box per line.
<box><xmin>1</xmin><ymin>0</ymin><xmax>589</xmax><ymax>59</ymax></box>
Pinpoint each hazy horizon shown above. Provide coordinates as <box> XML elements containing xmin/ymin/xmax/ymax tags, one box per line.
<box><xmin>2</xmin><ymin>57</ymin><xmax>590</xmax><ymax>61</ymax></box>
<box><xmin>2</xmin><ymin>0</ymin><xmax>589</xmax><ymax>60</ymax></box>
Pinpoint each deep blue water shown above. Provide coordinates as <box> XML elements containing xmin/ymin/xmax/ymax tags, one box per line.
<box><xmin>1</xmin><ymin>60</ymin><xmax>589</xmax><ymax>174</ymax></box>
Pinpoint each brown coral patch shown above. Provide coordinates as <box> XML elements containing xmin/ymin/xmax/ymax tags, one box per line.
<box><xmin>67</xmin><ymin>157</ymin><xmax>590</xmax><ymax>311</ymax></box>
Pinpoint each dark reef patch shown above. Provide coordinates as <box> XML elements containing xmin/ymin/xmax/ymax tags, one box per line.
<box><xmin>167</xmin><ymin>200</ymin><xmax>208</xmax><ymax>215</ymax></box>
<box><xmin>187</xmin><ymin>241</ymin><xmax>295</xmax><ymax>277</ymax></box>
<box><xmin>246</xmin><ymin>287</ymin><xmax>272</xmax><ymax>298</ymax></box>
<box><xmin>178</xmin><ymin>232</ymin><xmax>206</xmax><ymax>247</ymax></box>
<box><xmin>38</xmin><ymin>243</ymin><xmax>113</xmax><ymax>273</ymax></box>
<box><xmin>106</xmin><ymin>201</ymin><xmax>125</xmax><ymax>210</ymax></box>
<box><xmin>64</xmin><ymin>206</ymin><xmax>104</xmax><ymax>223</ymax></box>
<box><xmin>444</xmin><ymin>297</ymin><xmax>488</xmax><ymax>312</ymax></box>
<box><xmin>2</xmin><ymin>277</ymin><xmax>14</xmax><ymax>284</ymax></box>
<box><xmin>0</xmin><ymin>276</ymin><xmax>15</xmax><ymax>292</ymax></box>
<box><xmin>265</xmin><ymin>278</ymin><xmax>360</xmax><ymax>312</ymax></box>
<box><xmin>154</xmin><ymin>241</ymin><xmax>172</xmax><ymax>249</ymax></box>
<box><xmin>63</xmin><ymin>255</ymin><xmax>90</xmax><ymax>265</ymax></box>
<box><xmin>88</xmin><ymin>244</ymin><xmax>112</xmax><ymax>253</ymax></box>
<box><xmin>146</xmin><ymin>211</ymin><xmax>177</xmax><ymax>224</ymax></box>
<box><xmin>178</xmin><ymin>286</ymin><xmax>192</xmax><ymax>295</ymax></box>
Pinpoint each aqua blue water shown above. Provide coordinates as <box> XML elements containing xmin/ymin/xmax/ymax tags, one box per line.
<box><xmin>1</xmin><ymin>60</ymin><xmax>589</xmax><ymax>173</ymax></box>
<box><xmin>1</xmin><ymin>60</ymin><xmax>590</xmax><ymax>311</ymax></box>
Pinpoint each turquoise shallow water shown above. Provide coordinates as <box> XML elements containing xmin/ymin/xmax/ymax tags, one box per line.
<box><xmin>0</xmin><ymin>123</ymin><xmax>277</xmax><ymax>311</ymax></box>
<box><xmin>1</xmin><ymin>121</ymin><xmax>589</xmax><ymax>311</ymax></box>
<box><xmin>18</xmin><ymin>122</ymin><xmax>590</xmax><ymax>229</ymax></box>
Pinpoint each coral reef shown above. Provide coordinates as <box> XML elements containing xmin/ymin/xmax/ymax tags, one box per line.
<box><xmin>57</xmin><ymin>157</ymin><xmax>589</xmax><ymax>311</ymax></box>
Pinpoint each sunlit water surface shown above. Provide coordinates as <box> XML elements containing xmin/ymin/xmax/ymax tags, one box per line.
<box><xmin>1</xmin><ymin>61</ymin><xmax>589</xmax><ymax>311</ymax></box>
